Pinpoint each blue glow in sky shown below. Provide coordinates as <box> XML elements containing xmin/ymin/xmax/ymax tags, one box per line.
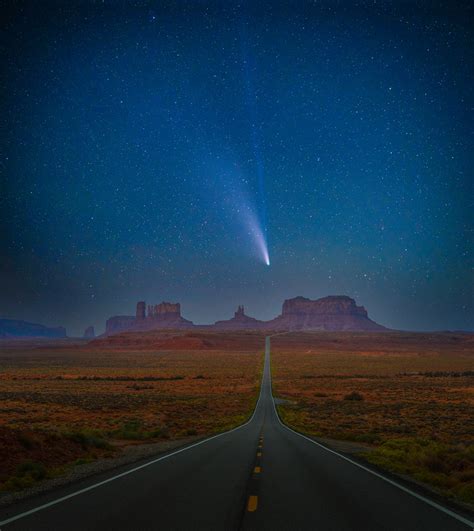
<box><xmin>1</xmin><ymin>1</ymin><xmax>473</xmax><ymax>334</ymax></box>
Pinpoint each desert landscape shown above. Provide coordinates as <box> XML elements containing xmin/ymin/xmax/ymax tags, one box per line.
<box><xmin>2</xmin><ymin>1</ymin><xmax>472</xmax><ymax>527</ymax></box>
<box><xmin>1</xmin><ymin>328</ymin><xmax>473</xmax><ymax>513</ymax></box>
<box><xmin>271</xmin><ymin>332</ymin><xmax>474</xmax><ymax>507</ymax></box>
<box><xmin>0</xmin><ymin>332</ymin><xmax>264</xmax><ymax>497</ymax></box>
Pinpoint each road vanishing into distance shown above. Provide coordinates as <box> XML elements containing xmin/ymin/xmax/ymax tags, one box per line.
<box><xmin>1</xmin><ymin>337</ymin><xmax>473</xmax><ymax>531</ymax></box>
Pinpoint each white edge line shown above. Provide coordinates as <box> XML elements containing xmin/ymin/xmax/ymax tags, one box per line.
<box><xmin>0</xmin><ymin>353</ymin><xmax>266</xmax><ymax>527</ymax></box>
<box><xmin>267</xmin><ymin>337</ymin><xmax>474</xmax><ymax>529</ymax></box>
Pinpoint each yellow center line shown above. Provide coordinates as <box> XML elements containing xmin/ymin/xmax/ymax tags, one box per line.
<box><xmin>257</xmin><ymin>452</ymin><xmax>262</xmax><ymax>457</ymax></box>
<box><xmin>254</xmin><ymin>466</ymin><xmax>261</xmax><ymax>473</ymax></box>
<box><xmin>247</xmin><ymin>495</ymin><xmax>258</xmax><ymax>512</ymax></box>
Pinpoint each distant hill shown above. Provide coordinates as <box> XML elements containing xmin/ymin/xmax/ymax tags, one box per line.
<box><xmin>0</xmin><ymin>318</ymin><xmax>66</xmax><ymax>339</ymax></box>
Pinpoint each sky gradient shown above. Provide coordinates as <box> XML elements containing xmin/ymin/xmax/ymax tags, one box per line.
<box><xmin>1</xmin><ymin>1</ymin><xmax>473</xmax><ymax>335</ymax></box>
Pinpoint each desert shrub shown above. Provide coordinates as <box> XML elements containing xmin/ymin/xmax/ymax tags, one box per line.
<box><xmin>2</xmin><ymin>475</ymin><xmax>35</xmax><ymax>491</ymax></box>
<box><xmin>0</xmin><ymin>461</ymin><xmax>48</xmax><ymax>492</ymax></box>
<box><xmin>112</xmin><ymin>420</ymin><xmax>144</xmax><ymax>440</ymax></box>
<box><xmin>147</xmin><ymin>425</ymin><xmax>170</xmax><ymax>439</ymax></box>
<box><xmin>111</xmin><ymin>420</ymin><xmax>170</xmax><ymax>440</ymax></box>
<box><xmin>455</xmin><ymin>482</ymin><xmax>474</xmax><ymax>504</ymax></box>
<box><xmin>15</xmin><ymin>461</ymin><xmax>46</xmax><ymax>481</ymax></box>
<box><xmin>364</xmin><ymin>438</ymin><xmax>435</xmax><ymax>473</ymax></box>
<box><xmin>364</xmin><ymin>438</ymin><xmax>474</xmax><ymax>503</ymax></box>
<box><xmin>314</xmin><ymin>392</ymin><xmax>328</xmax><ymax>398</ymax></box>
<box><xmin>65</xmin><ymin>429</ymin><xmax>110</xmax><ymax>450</ymax></box>
<box><xmin>186</xmin><ymin>428</ymin><xmax>198</xmax><ymax>436</ymax></box>
<box><xmin>344</xmin><ymin>391</ymin><xmax>364</xmax><ymax>401</ymax></box>
<box><xmin>354</xmin><ymin>433</ymin><xmax>381</xmax><ymax>444</ymax></box>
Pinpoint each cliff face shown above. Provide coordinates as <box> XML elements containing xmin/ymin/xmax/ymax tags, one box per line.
<box><xmin>105</xmin><ymin>316</ymin><xmax>135</xmax><ymax>335</ymax></box>
<box><xmin>266</xmin><ymin>296</ymin><xmax>386</xmax><ymax>331</ymax></box>
<box><xmin>281</xmin><ymin>296</ymin><xmax>368</xmax><ymax>317</ymax></box>
<box><xmin>0</xmin><ymin>319</ymin><xmax>67</xmax><ymax>339</ymax></box>
<box><xmin>105</xmin><ymin>302</ymin><xmax>193</xmax><ymax>335</ymax></box>
<box><xmin>147</xmin><ymin>302</ymin><xmax>181</xmax><ymax>317</ymax></box>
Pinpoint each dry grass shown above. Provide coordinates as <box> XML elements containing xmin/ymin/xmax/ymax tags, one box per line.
<box><xmin>0</xmin><ymin>333</ymin><xmax>263</xmax><ymax>492</ymax></box>
<box><xmin>271</xmin><ymin>331</ymin><xmax>474</xmax><ymax>506</ymax></box>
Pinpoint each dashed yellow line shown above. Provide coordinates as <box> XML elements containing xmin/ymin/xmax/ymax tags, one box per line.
<box><xmin>257</xmin><ymin>452</ymin><xmax>262</xmax><ymax>457</ymax></box>
<box><xmin>247</xmin><ymin>495</ymin><xmax>258</xmax><ymax>512</ymax></box>
<box><xmin>254</xmin><ymin>466</ymin><xmax>261</xmax><ymax>473</ymax></box>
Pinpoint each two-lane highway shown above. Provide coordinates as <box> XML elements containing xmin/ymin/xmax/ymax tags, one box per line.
<box><xmin>0</xmin><ymin>337</ymin><xmax>472</xmax><ymax>530</ymax></box>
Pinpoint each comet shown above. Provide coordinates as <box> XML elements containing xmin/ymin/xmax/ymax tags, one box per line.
<box><xmin>241</xmin><ymin>26</ymin><xmax>270</xmax><ymax>267</ymax></box>
<box><xmin>243</xmin><ymin>207</ymin><xmax>270</xmax><ymax>266</ymax></box>
<box><xmin>254</xmin><ymin>223</ymin><xmax>270</xmax><ymax>266</ymax></box>
<box><xmin>198</xmin><ymin>153</ymin><xmax>270</xmax><ymax>267</ymax></box>
<box><xmin>194</xmin><ymin>23</ymin><xmax>271</xmax><ymax>267</ymax></box>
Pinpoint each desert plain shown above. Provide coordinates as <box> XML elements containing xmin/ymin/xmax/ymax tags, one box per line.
<box><xmin>0</xmin><ymin>329</ymin><xmax>473</xmax><ymax>509</ymax></box>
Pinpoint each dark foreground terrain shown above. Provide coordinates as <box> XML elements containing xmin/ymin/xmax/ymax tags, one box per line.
<box><xmin>0</xmin><ymin>336</ymin><xmax>473</xmax><ymax>530</ymax></box>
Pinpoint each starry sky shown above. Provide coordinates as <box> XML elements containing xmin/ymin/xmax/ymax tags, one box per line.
<box><xmin>1</xmin><ymin>1</ymin><xmax>473</xmax><ymax>335</ymax></box>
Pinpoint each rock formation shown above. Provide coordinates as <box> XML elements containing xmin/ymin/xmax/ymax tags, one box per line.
<box><xmin>83</xmin><ymin>326</ymin><xmax>95</xmax><ymax>339</ymax></box>
<box><xmin>136</xmin><ymin>301</ymin><xmax>146</xmax><ymax>320</ymax></box>
<box><xmin>103</xmin><ymin>296</ymin><xmax>387</xmax><ymax>336</ymax></box>
<box><xmin>0</xmin><ymin>319</ymin><xmax>67</xmax><ymax>339</ymax></box>
<box><xmin>266</xmin><ymin>296</ymin><xmax>386</xmax><ymax>331</ymax></box>
<box><xmin>105</xmin><ymin>315</ymin><xmax>136</xmax><ymax>335</ymax></box>
<box><xmin>213</xmin><ymin>305</ymin><xmax>265</xmax><ymax>330</ymax></box>
<box><xmin>136</xmin><ymin>302</ymin><xmax>192</xmax><ymax>330</ymax></box>
<box><xmin>105</xmin><ymin>301</ymin><xmax>192</xmax><ymax>335</ymax></box>
<box><xmin>147</xmin><ymin>302</ymin><xmax>181</xmax><ymax>318</ymax></box>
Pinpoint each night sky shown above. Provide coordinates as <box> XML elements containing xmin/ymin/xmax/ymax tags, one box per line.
<box><xmin>1</xmin><ymin>1</ymin><xmax>473</xmax><ymax>335</ymax></box>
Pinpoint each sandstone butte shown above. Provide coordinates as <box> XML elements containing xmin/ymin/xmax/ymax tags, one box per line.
<box><xmin>83</xmin><ymin>325</ymin><xmax>95</xmax><ymax>339</ymax></box>
<box><xmin>104</xmin><ymin>296</ymin><xmax>387</xmax><ymax>336</ymax></box>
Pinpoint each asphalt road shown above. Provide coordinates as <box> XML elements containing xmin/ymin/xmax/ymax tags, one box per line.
<box><xmin>0</xmin><ymin>337</ymin><xmax>472</xmax><ymax>530</ymax></box>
